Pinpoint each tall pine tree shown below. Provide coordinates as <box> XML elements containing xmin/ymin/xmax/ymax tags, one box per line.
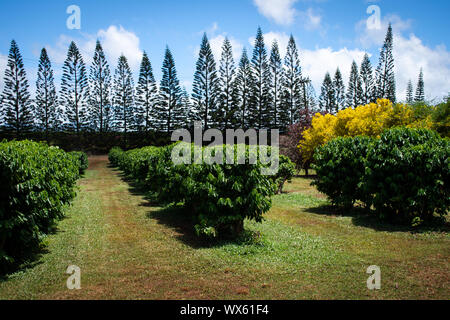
<box><xmin>319</xmin><ymin>72</ymin><xmax>334</xmax><ymax>114</ymax></box>
<box><xmin>375</xmin><ymin>23</ymin><xmax>396</xmax><ymax>103</ymax></box>
<box><xmin>192</xmin><ymin>33</ymin><xmax>219</xmax><ymax>129</ymax></box>
<box><xmin>113</xmin><ymin>55</ymin><xmax>135</xmax><ymax>135</ymax></box>
<box><xmin>333</xmin><ymin>68</ymin><xmax>345</xmax><ymax>112</ymax></box>
<box><xmin>268</xmin><ymin>40</ymin><xmax>285</xmax><ymax>130</ymax></box>
<box><xmin>35</xmin><ymin>47</ymin><xmax>58</xmax><ymax>137</ymax></box>
<box><xmin>406</xmin><ymin>80</ymin><xmax>414</xmax><ymax>104</ymax></box>
<box><xmin>415</xmin><ymin>68</ymin><xmax>425</xmax><ymax>103</ymax></box>
<box><xmin>89</xmin><ymin>40</ymin><xmax>111</xmax><ymax>132</ymax></box>
<box><xmin>282</xmin><ymin>35</ymin><xmax>303</xmax><ymax>126</ymax></box>
<box><xmin>346</xmin><ymin>61</ymin><xmax>363</xmax><ymax>108</ymax></box>
<box><xmin>360</xmin><ymin>53</ymin><xmax>375</xmax><ymax>105</ymax></box>
<box><xmin>155</xmin><ymin>47</ymin><xmax>182</xmax><ymax>133</ymax></box>
<box><xmin>217</xmin><ymin>38</ymin><xmax>235</xmax><ymax>129</ymax></box>
<box><xmin>60</xmin><ymin>41</ymin><xmax>89</xmax><ymax>134</ymax></box>
<box><xmin>1</xmin><ymin>40</ymin><xmax>33</xmax><ymax>136</ymax></box>
<box><xmin>249</xmin><ymin>27</ymin><xmax>270</xmax><ymax>129</ymax></box>
<box><xmin>135</xmin><ymin>51</ymin><xmax>158</xmax><ymax>131</ymax></box>
<box><xmin>232</xmin><ymin>48</ymin><xmax>254</xmax><ymax>129</ymax></box>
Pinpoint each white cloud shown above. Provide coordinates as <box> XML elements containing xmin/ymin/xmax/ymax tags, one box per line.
<box><xmin>357</xmin><ymin>15</ymin><xmax>450</xmax><ymax>101</ymax></box>
<box><xmin>209</xmin><ymin>34</ymin><xmax>243</xmax><ymax>64</ymax></box>
<box><xmin>302</xmin><ymin>47</ymin><xmax>367</xmax><ymax>92</ymax></box>
<box><xmin>0</xmin><ymin>53</ymin><xmax>7</xmax><ymax>92</ymax></box>
<box><xmin>248</xmin><ymin>31</ymin><xmax>291</xmax><ymax>57</ymax></box>
<box><xmin>302</xmin><ymin>8</ymin><xmax>322</xmax><ymax>30</ymax></box>
<box><xmin>253</xmin><ymin>0</ymin><xmax>298</xmax><ymax>25</ymax></box>
<box><xmin>45</xmin><ymin>25</ymin><xmax>143</xmax><ymax>74</ymax></box>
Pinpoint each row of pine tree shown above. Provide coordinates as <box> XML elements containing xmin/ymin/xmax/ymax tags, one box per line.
<box><xmin>0</xmin><ymin>25</ymin><xmax>425</xmax><ymax>136</ymax></box>
<box><xmin>318</xmin><ymin>24</ymin><xmax>425</xmax><ymax>114</ymax></box>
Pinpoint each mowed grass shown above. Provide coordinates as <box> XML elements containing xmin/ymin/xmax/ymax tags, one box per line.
<box><xmin>0</xmin><ymin>156</ymin><xmax>448</xmax><ymax>300</ymax></box>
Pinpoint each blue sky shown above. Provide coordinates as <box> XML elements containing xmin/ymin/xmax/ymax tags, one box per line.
<box><xmin>0</xmin><ymin>0</ymin><xmax>449</xmax><ymax>101</ymax></box>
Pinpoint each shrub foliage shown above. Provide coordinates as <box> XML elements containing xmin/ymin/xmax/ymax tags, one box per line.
<box><xmin>313</xmin><ymin>128</ymin><xmax>449</xmax><ymax>224</ymax></box>
<box><xmin>109</xmin><ymin>144</ymin><xmax>284</xmax><ymax>238</ymax></box>
<box><xmin>0</xmin><ymin>140</ymin><xmax>82</xmax><ymax>269</ymax></box>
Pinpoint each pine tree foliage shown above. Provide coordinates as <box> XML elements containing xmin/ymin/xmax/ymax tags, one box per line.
<box><xmin>415</xmin><ymin>68</ymin><xmax>425</xmax><ymax>103</ymax></box>
<box><xmin>346</xmin><ymin>61</ymin><xmax>363</xmax><ymax>108</ymax></box>
<box><xmin>135</xmin><ymin>51</ymin><xmax>158</xmax><ymax>131</ymax></box>
<box><xmin>375</xmin><ymin>23</ymin><xmax>396</xmax><ymax>103</ymax></box>
<box><xmin>155</xmin><ymin>47</ymin><xmax>182</xmax><ymax>133</ymax></box>
<box><xmin>217</xmin><ymin>38</ymin><xmax>236</xmax><ymax>129</ymax></box>
<box><xmin>192</xmin><ymin>33</ymin><xmax>219</xmax><ymax>129</ymax></box>
<box><xmin>268</xmin><ymin>40</ymin><xmax>286</xmax><ymax>130</ymax></box>
<box><xmin>406</xmin><ymin>80</ymin><xmax>414</xmax><ymax>104</ymax></box>
<box><xmin>89</xmin><ymin>40</ymin><xmax>111</xmax><ymax>132</ymax></box>
<box><xmin>249</xmin><ymin>27</ymin><xmax>271</xmax><ymax>129</ymax></box>
<box><xmin>60</xmin><ymin>41</ymin><xmax>89</xmax><ymax>133</ymax></box>
<box><xmin>179</xmin><ymin>87</ymin><xmax>193</xmax><ymax>128</ymax></box>
<box><xmin>319</xmin><ymin>72</ymin><xmax>334</xmax><ymax>113</ymax></box>
<box><xmin>35</xmin><ymin>47</ymin><xmax>59</xmax><ymax>135</ymax></box>
<box><xmin>113</xmin><ymin>55</ymin><xmax>135</xmax><ymax>134</ymax></box>
<box><xmin>1</xmin><ymin>40</ymin><xmax>33</xmax><ymax>135</ymax></box>
<box><xmin>232</xmin><ymin>48</ymin><xmax>254</xmax><ymax>129</ymax></box>
<box><xmin>360</xmin><ymin>53</ymin><xmax>375</xmax><ymax>105</ymax></box>
<box><xmin>333</xmin><ymin>68</ymin><xmax>345</xmax><ymax>112</ymax></box>
<box><xmin>282</xmin><ymin>35</ymin><xmax>303</xmax><ymax>125</ymax></box>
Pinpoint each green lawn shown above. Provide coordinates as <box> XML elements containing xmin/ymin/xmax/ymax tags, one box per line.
<box><xmin>0</xmin><ymin>156</ymin><xmax>448</xmax><ymax>299</ymax></box>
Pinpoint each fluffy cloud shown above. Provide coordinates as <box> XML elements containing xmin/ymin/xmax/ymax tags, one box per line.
<box><xmin>302</xmin><ymin>47</ymin><xmax>367</xmax><ymax>93</ymax></box>
<box><xmin>45</xmin><ymin>25</ymin><xmax>143</xmax><ymax>73</ymax></box>
<box><xmin>253</xmin><ymin>0</ymin><xmax>298</xmax><ymax>25</ymax></box>
<box><xmin>209</xmin><ymin>34</ymin><xmax>244</xmax><ymax>64</ymax></box>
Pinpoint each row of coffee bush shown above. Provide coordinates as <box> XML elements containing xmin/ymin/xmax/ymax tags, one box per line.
<box><xmin>313</xmin><ymin>127</ymin><xmax>449</xmax><ymax>225</ymax></box>
<box><xmin>109</xmin><ymin>144</ymin><xmax>295</xmax><ymax>238</ymax></box>
<box><xmin>0</xmin><ymin>140</ymin><xmax>87</xmax><ymax>270</ymax></box>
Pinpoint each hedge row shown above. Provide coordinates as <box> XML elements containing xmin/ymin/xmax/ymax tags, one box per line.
<box><xmin>0</xmin><ymin>140</ymin><xmax>86</xmax><ymax>270</ymax></box>
<box><xmin>313</xmin><ymin>127</ymin><xmax>449</xmax><ymax>225</ymax></box>
<box><xmin>109</xmin><ymin>144</ymin><xmax>294</xmax><ymax>238</ymax></box>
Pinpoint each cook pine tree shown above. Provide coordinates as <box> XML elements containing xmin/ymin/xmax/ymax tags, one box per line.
<box><xmin>347</xmin><ymin>61</ymin><xmax>363</xmax><ymax>108</ymax></box>
<box><xmin>135</xmin><ymin>51</ymin><xmax>158</xmax><ymax>131</ymax></box>
<box><xmin>217</xmin><ymin>38</ymin><xmax>236</xmax><ymax>129</ymax></box>
<box><xmin>360</xmin><ymin>53</ymin><xmax>375</xmax><ymax>105</ymax></box>
<box><xmin>60</xmin><ymin>41</ymin><xmax>89</xmax><ymax>134</ymax></box>
<box><xmin>232</xmin><ymin>48</ymin><xmax>254</xmax><ymax>129</ymax></box>
<box><xmin>268</xmin><ymin>40</ymin><xmax>286</xmax><ymax>130</ymax></box>
<box><xmin>319</xmin><ymin>72</ymin><xmax>335</xmax><ymax>114</ymax></box>
<box><xmin>192</xmin><ymin>33</ymin><xmax>219</xmax><ymax>129</ymax></box>
<box><xmin>415</xmin><ymin>68</ymin><xmax>425</xmax><ymax>103</ymax></box>
<box><xmin>375</xmin><ymin>23</ymin><xmax>396</xmax><ymax>103</ymax></box>
<box><xmin>155</xmin><ymin>46</ymin><xmax>182</xmax><ymax>133</ymax></box>
<box><xmin>89</xmin><ymin>40</ymin><xmax>111</xmax><ymax>132</ymax></box>
<box><xmin>113</xmin><ymin>55</ymin><xmax>135</xmax><ymax>136</ymax></box>
<box><xmin>249</xmin><ymin>27</ymin><xmax>270</xmax><ymax>129</ymax></box>
<box><xmin>282</xmin><ymin>35</ymin><xmax>303</xmax><ymax>126</ymax></box>
<box><xmin>406</xmin><ymin>80</ymin><xmax>414</xmax><ymax>104</ymax></box>
<box><xmin>333</xmin><ymin>68</ymin><xmax>345</xmax><ymax>112</ymax></box>
<box><xmin>35</xmin><ymin>47</ymin><xmax>59</xmax><ymax>138</ymax></box>
<box><xmin>1</xmin><ymin>40</ymin><xmax>33</xmax><ymax>136</ymax></box>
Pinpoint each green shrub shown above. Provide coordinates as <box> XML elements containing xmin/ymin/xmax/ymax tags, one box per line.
<box><xmin>365</xmin><ymin>127</ymin><xmax>449</xmax><ymax>223</ymax></box>
<box><xmin>273</xmin><ymin>155</ymin><xmax>296</xmax><ymax>194</ymax></box>
<box><xmin>312</xmin><ymin>136</ymin><xmax>374</xmax><ymax>208</ymax></box>
<box><xmin>70</xmin><ymin>151</ymin><xmax>89</xmax><ymax>174</ymax></box>
<box><xmin>313</xmin><ymin>127</ymin><xmax>449</xmax><ymax>225</ymax></box>
<box><xmin>109</xmin><ymin>143</ymin><xmax>277</xmax><ymax>239</ymax></box>
<box><xmin>0</xmin><ymin>140</ymin><xmax>81</xmax><ymax>269</ymax></box>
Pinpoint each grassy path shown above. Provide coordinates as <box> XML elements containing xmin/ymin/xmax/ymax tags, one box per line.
<box><xmin>0</xmin><ymin>156</ymin><xmax>448</xmax><ymax>299</ymax></box>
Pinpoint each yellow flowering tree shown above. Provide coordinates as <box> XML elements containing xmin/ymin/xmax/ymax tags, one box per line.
<box><xmin>299</xmin><ymin>99</ymin><xmax>433</xmax><ymax>165</ymax></box>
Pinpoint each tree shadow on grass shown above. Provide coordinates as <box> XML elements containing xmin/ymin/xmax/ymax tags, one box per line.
<box><xmin>0</xmin><ymin>245</ymin><xmax>50</xmax><ymax>280</ymax></box>
<box><xmin>305</xmin><ymin>205</ymin><xmax>450</xmax><ymax>234</ymax></box>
